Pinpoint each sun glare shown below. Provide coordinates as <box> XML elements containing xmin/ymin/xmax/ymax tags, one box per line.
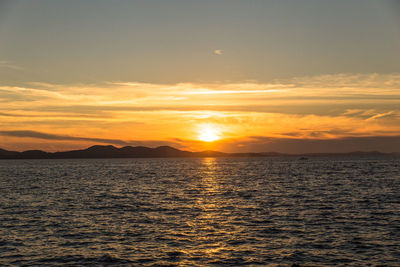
<box><xmin>198</xmin><ymin>125</ymin><xmax>221</xmax><ymax>142</ymax></box>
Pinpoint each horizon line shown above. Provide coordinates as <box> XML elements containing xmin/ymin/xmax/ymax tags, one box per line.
<box><xmin>1</xmin><ymin>144</ymin><xmax>399</xmax><ymax>156</ymax></box>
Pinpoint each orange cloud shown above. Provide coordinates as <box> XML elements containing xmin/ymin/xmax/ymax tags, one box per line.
<box><xmin>1</xmin><ymin>73</ymin><xmax>399</xmax><ymax>152</ymax></box>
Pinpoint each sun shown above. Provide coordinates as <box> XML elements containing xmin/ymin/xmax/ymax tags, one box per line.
<box><xmin>198</xmin><ymin>125</ymin><xmax>221</xmax><ymax>142</ymax></box>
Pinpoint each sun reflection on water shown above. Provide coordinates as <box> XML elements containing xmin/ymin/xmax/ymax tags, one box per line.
<box><xmin>177</xmin><ymin>157</ymin><xmax>239</xmax><ymax>260</ymax></box>
<box><xmin>1</xmin><ymin>158</ymin><xmax>396</xmax><ymax>265</ymax></box>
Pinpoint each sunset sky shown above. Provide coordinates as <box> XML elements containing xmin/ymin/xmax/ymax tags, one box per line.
<box><xmin>1</xmin><ymin>0</ymin><xmax>400</xmax><ymax>153</ymax></box>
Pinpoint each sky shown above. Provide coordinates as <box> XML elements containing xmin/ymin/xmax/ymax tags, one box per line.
<box><xmin>0</xmin><ymin>0</ymin><xmax>400</xmax><ymax>153</ymax></box>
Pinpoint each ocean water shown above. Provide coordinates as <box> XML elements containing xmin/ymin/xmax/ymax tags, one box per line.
<box><xmin>0</xmin><ymin>157</ymin><xmax>399</xmax><ymax>266</ymax></box>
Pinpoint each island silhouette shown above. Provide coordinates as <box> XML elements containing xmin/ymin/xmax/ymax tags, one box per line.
<box><xmin>0</xmin><ymin>145</ymin><xmax>397</xmax><ymax>159</ymax></box>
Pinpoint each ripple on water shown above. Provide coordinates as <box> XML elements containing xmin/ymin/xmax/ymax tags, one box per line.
<box><xmin>0</xmin><ymin>157</ymin><xmax>399</xmax><ymax>266</ymax></box>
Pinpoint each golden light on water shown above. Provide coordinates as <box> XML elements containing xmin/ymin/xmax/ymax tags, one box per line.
<box><xmin>197</xmin><ymin>124</ymin><xmax>221</xmax><ymax>142</ymax></box>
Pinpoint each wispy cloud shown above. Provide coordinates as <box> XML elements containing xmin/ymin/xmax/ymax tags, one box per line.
<box><xmin>0</xmin><ymin>130</ymin><xmax>132</xmax><ymax>146</ymax></box>
<box><xmin>0</xmin><ymin>130</ymin><xmax>183</xmax><ymax>149</ymax></box>
<box><xmin>0</xmin><ymin>60</ymin><xmax>21</xmax><ymax>70</ymax></box>
<box><xmin>224</xmin><ymin>135</ymin><xmax>400</xmax><ymax>153</ymax></box>
<box><xmin>2</xmin><ymin>73</ymin><xmax>400</xmax><ymax>106</ymax></box>
<box><xmin>184</xmin><ymin>89</ymin><xmax>282</xmax><ymax>95</ymax></box>
<box><xmin>365</xmin><ymin>111</ymin><xmax>397</xmax><ymax>121</ymax></box>
<box><xmin>2</xmin><ymin>130</ymin><xmax>400</xmax><ymax>153</ymax></box>
<box><xmin>1</xmin><ymin>72</ymin><xmax>400</xmax><ymax>151</ymax></box>
<box><xmin>0</xmin><ymin>112</ymin><xmax>27</xmax><ymax>117</ymax></box>
<box><xmin>214</xmin><ymin>49</ymin><xmax>222</xmax><ymax>55</ymax></box>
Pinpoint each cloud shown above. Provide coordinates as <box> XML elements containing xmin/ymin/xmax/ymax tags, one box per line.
<box><xmin>184</xmin><ymin>89</ymin><xmax>282</xmax><ymax>95</ymax></box>
<box><xmin>0</xmin><ymin>112</ymin><xmax>27</xmax><ymax>117</ymax></box>
<box><xmin>216</xmin><ymin>135</ymin><xmax>400</xmax><ymax>153</ymax></box>
<box><xmin>1</xmin><ymin>72</ymin><xmax>400</xmax><ymax>152</ymax></box>
<box><xmin>365</xmin><ymin>111</ymin><xmax>396</xmax><ymax>121</ymax></box>
<box><xmin>214</xmin><ymin>49</ymin><xmax>222</xmax><ymax>55</ymax></box>
<box><xmin>291</xmin><ymin>73</ymin><xmax>400</xmax><ymax>90</ymax></box>
<box><xmin>2</xmin><ymin>130</ymin><xmax>400</xmax><ymax>153</ymax></box>
<box><xmin>2</xmin><ymin>73</ymin><xmax>400</xmax><ymax>108</ymax></box>
<box><xmin>0</xmin><ymin>130</ymin><xmax>131</xmax><ymax>146</ymax></box>
<box><xmin>0</xmin><ymin>86</ymin><xmax>73</xmax><ymax>101</ymax></box>
<box><xmin>0</xmin><ymin>60</ymin><xmax>21</xmax><ymax>70</ymax></box>
<box><xmin>0</xmin><ymin>130</ymin><xmax>184</xmax><ymax>149</ymax></box>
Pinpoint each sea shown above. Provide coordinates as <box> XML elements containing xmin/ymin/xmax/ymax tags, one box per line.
<box><xmin>0</xmin><ymin>157</ymin><xmax>399</xmax><ymax>266</ymax></box>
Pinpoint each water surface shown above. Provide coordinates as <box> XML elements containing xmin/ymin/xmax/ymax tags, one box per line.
<box><xmin>0</xmin><ymin>157</ymin><xmax>399</xmax><ymax>266</ymax></box>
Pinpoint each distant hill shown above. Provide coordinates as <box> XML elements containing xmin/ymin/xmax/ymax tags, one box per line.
<box><xmin>0</xmin><ymin>148</ymin><xmax>19</xmax><ymax>157</ymax></box>
<box><xmin>0</xmin><ymin>145</ymin><xmax>398</xmax><ymax>159</ymax></box>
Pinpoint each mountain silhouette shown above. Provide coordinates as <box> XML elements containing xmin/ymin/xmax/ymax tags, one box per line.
<box><xmin>0</xmin><ymin>145</ymin><xmax>397</xmax><ymax>159</ymax></box>
<box><xmin>0</xmin><ymin>148</ymin><xmax>18</xmax><ymax>157</ymax></box>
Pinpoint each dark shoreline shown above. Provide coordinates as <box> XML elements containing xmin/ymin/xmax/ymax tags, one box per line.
<box><xmin>1</xmin><ymin>145</ymin><xmax>398</xmax><ymax>160</ymax></box>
